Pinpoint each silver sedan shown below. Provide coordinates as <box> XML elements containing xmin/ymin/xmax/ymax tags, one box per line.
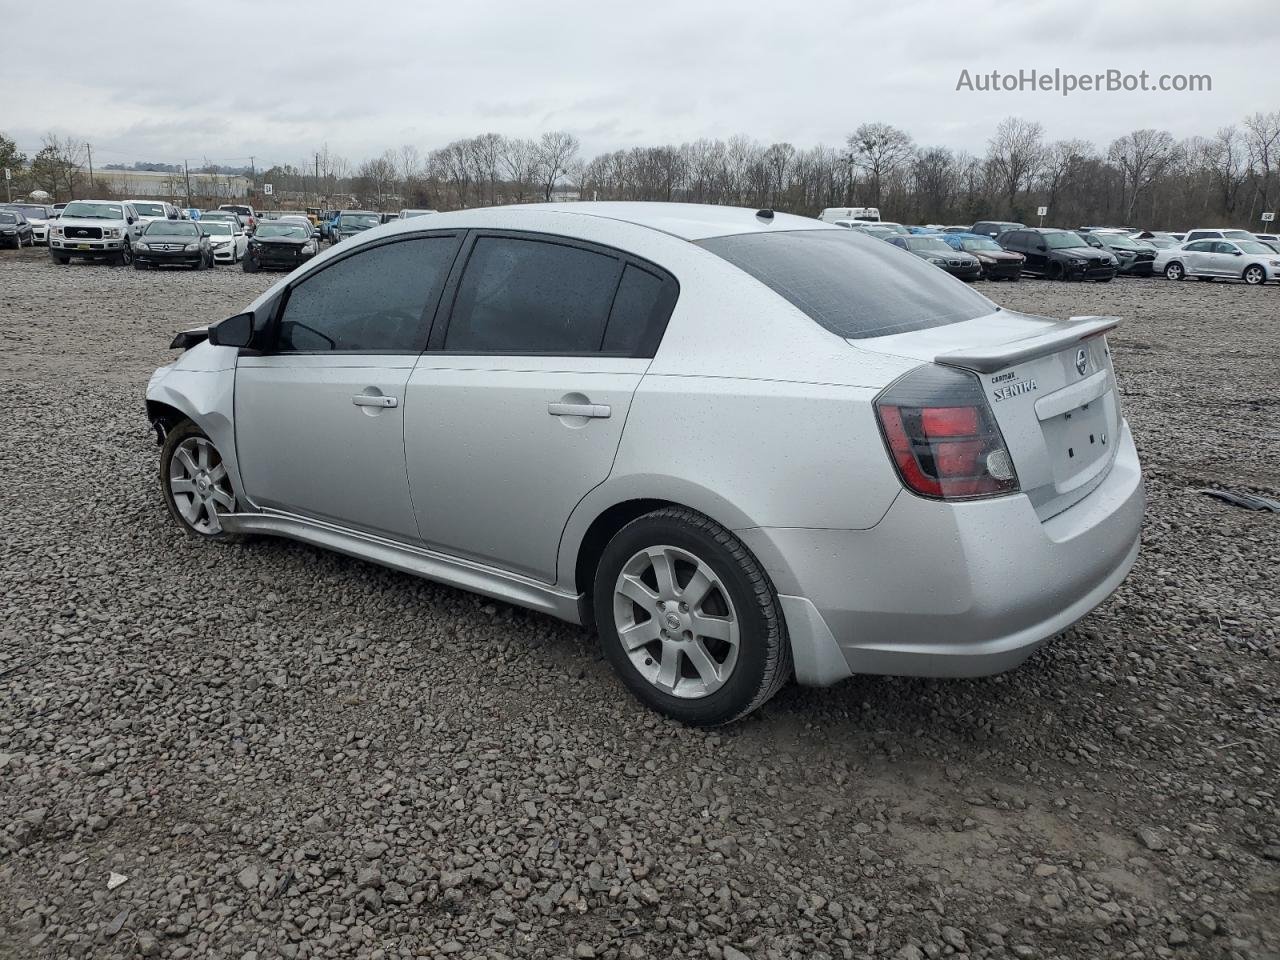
<box><xmin>146</xmin><ymin>203</ymin><xmax>1144</xmax><ymax>725</ymax></box>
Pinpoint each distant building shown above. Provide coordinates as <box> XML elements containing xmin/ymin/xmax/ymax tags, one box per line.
<box><xmin>84</xmin><ymin>168</ymin><xmax>251</xmax><ymax>200</ymax></box>
<box><xmin>549</xmin><ymin>189</ymin><xmax>581</xmax><ymax>203</ymax></box>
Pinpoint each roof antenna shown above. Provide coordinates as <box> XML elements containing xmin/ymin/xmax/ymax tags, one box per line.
<box><xmin>756</xmin><ymin>208</ymin><xmax>774</xmax><ymax>221</ymax></box>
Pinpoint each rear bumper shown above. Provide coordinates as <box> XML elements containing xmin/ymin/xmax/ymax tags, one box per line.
<box><xmin>741</xmin><ymin>419</ymin><xmax>1144</xmax><ymax>686</ymax></box>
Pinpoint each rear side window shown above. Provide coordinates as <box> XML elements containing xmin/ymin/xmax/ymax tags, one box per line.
<box><xmin>602</xmin><ymin>264</ymin><xmax>665</xmax><ymax>354</ymax></box>
<box><xmin>276</xmin><ymin>236</ymin><xmax>457</xmax><ymax>353</ymax></box>
<box><xmin>445</xmin><ymin>237</ymin><xmax>620</xmax><ymax>353</ymax></box>
<box><xmin>697</xmin><ymin>230</ymin><xmax>996</xmax><ymax>340</ymax></box>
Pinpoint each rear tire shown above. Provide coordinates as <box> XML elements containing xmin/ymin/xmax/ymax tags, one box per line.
<box><xmin>1164</xmin><ymin>262</ymin><xmax>1184</xmax><ymax>280</ymax></box>
<box><xmin>593</xmin><ymin>507</ymin><xmax>791</xmax><ymax>726</ymax></box>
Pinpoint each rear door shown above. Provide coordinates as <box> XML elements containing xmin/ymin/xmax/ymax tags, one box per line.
<box><xmin>404</xmin><ymin>232</ymin><xmax>677</xmax><ymax>582</ymax></box>
<box><xmin>1209</xmin><ymin>240</ymin><xmax>1239</xmax><ymax>276</ymax></box>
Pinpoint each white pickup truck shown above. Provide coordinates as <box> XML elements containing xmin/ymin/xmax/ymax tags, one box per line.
<box><xmin>48</xmin><ymin>200</ymin><xmax>145</xmax><ymax>265</ymax></box>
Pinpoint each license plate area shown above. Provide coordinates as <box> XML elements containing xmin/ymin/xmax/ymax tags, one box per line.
<box><xmin>1041</xmin><ymin>400</ymin><xmax>1113</xmax><ymax>494</ymax></box>
<box><xmin>77</xmin><ymin>243</ymin><xmax>91</xmax><ymax>250</ymax></box>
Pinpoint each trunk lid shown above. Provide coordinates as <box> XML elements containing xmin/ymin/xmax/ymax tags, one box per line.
<box><xmin>853</xmin><ymin>310</ymin><xmax>1123</xmax><ymax>520</ymax></box>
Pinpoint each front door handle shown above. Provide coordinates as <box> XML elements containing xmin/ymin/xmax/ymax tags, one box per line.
<box><xmin>547</xmin><ymin>402</ymin><xmax>610</xmax><ymax>419</ymax></box>
<box><xmin>352</xmin><ymin>394</ymin><xmax>398</xmax><ymax>408</ymax></box>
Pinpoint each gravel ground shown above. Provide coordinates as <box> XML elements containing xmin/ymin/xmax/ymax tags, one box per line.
<box><xmin>1</xmin><ymin>246</ymin><xmax>1277</xmax><ymax>960</ymax></box>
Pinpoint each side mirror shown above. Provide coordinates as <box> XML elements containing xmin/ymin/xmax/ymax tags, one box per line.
<box><xmin>1233</xmin><ymin>250</ymin><xmax>1243</xmax><ymax>256</ymax></box>
<box><xmin>126</xmin><ymin>216</ymin><xmax>135</xmax><ymax>225</ymax></box>
<box><xmin>1036</xmin><ymin>244</ymin><xmax>1047</xmax><ymax>252</ymax></box>
<box><xmin>208</xmin><ymin>312</ymin><xmax>254</xmax><ymax>349</ymax></box>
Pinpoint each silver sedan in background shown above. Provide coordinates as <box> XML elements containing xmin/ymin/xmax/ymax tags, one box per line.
<box><xmin>146</xmin><ymin>203</ymin><xmax>1144</xmax><ymax>725</ymax></box>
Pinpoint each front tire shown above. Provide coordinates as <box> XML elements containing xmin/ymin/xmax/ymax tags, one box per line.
<box><xmin>1243</xmin><ymin>265</ymin><xmax>1266</xmax><ymax>285</ymax></box>
<box><xmin>160</xmin><ymin>421</ymin><xmax>241</xmax><ymax>542</ymax></box>
<box><xmin>593</xmin><ymin>507</ymin><xmax>791</xmax><ymax>726</ymax></box>
<box><xmin>242</xmin><ymin>255</ymin><xmax>259</xmax><ymax>273</ymax></box>
<box><xmin>114</xmin><ymin>240</ymin><xmax>132</xmax><ymax>267</ymax></box>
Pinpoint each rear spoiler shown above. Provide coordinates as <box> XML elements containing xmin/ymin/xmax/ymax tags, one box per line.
<box><xmin>935</xmin><ymin>315</ymin><xmax>1119</xmax><ymax>374</ymax></box>
<box><xmin>170</xmin><ymin>327</ymin><xmax>210</xmax><ymax>350</ymax></box>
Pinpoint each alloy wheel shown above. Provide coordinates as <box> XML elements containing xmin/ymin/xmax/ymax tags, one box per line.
<box><xmin>612</xmin><ymin>545</ymin><xmax>740</xmax><ymax>699</ymax></box>
<box><xmin>1244</xmin><ymin>266</ymin><xmax>1264</xmax><ymax>285</ymax></box>
<box><xmin>168</xmin><ymin>436</ymin><xmax>234</xmax><ymax>535</ymax></box>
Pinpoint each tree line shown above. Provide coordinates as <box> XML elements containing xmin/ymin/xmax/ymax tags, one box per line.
<box><xmin>4</xmin><ymin>111</ymin><xmax>1278</xmax><ymax>229</ymax></box>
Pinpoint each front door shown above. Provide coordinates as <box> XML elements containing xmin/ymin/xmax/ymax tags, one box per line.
<box><xmin>234</xmin><ymin>233</ymin><xmax>462</xmax><ymax>541</ymax></box>
<box><xmin>405</xmin><ymin>233</ymin><xmax>674</xmax><ymax>582</ymax></box>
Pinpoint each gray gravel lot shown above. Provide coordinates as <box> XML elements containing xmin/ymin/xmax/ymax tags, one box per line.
<box><xmin>1</xmin><ymin>247</ymin><xmax>1277</xmax><ymax>960</ymax></box>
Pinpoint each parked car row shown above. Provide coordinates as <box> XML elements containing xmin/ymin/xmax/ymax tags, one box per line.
<box><xmin>819</xmin><ymin>212</ymin><xmax>1279</xmax><ymax>285</ymax></box>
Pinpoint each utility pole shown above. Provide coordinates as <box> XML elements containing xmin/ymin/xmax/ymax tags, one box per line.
<box><xmin>315</xmin><ymin>153</ymin><xmax>320</xmax><ymax>207</ymax></box>
<box><xmin>184</xmin><ymin>160</ymin><xmax>192</xmax><ymax>207</ymax></box>
<box><xmin>249</xmin><ymin>156</ymin><xmax>255</xmax><ymax>199</ymax></box>
<box><xmin>86</xmin><ymin>142</ymin><xmax>94</xmax><ymax>191</ymax></box>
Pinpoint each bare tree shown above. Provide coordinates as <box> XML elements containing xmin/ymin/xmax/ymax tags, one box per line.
<box><xmin>536</xmin><ymin>131</ymin><xmax>580</xmax><ymax>201</ymax></box>
<box><xmin>986</xmin><ymin>117</ymin><xmax>1045</xmax><ymax>217</ymax></box>
<box><xmin>847</xmin><ymin>122</ymin><xmax>915</xmax><ymax>208</ymax></box>
<box><xmin>1243</xmin><ymin>110</ymin><xmax>1280</xmax><ymax>216</ymax></box>
<box><xmin>1108</xmin><ymin>128</ymin><xmax>1178</xmax><ymax>222</ymax></box>
<box><xmin>31</xmin><ymin>134</ymin><xmax>89</xmax><ymax>199</ymax></box>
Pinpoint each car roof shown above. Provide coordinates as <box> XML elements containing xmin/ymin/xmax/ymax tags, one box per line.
<box><xmin>491</xmin><ymin>202</ymin><xmax>828</xmax><ymax>241</ymax></box>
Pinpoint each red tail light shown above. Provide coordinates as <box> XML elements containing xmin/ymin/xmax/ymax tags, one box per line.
<box><xmin>875</xmin><ymin>364</ymin><xmax>1019</xmax><ymax>500</ymax></box>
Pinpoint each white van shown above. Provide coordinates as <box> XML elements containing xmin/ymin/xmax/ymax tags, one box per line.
<box><xmin>818</xmin><ymin>206</ymin><xmax>881</xmax><ymax>223</ymax></box>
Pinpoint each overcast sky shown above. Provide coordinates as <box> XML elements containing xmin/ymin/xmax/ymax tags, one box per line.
<box><xmin>4</xmin><ymin>0</ymin><xmax>1277</xmax><ymax>169</ymax></box>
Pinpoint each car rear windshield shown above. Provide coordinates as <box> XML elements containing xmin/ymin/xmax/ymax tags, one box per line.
<box><xmin>134</xmin><ymin>202</ymin><xmax>166</xmax><ymax>216</ymax></box>
<box><xmin>697</xmin><ymin>229</ymin><xmax>997</xmax><ymax>340</ymax></box>
<box><xmin>0</xmin><ymin>213</ymin><xmax>17</xmax><ymax>223</ymax></box>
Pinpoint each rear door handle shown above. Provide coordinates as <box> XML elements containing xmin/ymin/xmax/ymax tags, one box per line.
<box><xmin>352</xmin><ymin>394</ymin><xmax>398</xmax><ymax>408</ymax></box>
<box><xmin>547</xmin><ymin>402</ymin><xmax>610</xmax><ymax>419</ymax></box>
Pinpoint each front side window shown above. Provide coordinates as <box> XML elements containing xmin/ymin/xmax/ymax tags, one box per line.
<box><xmin>698</xmin><ymin>229</ymin><xmax>996</xmax><ymax>340</ymax></box>
<box><xmin>276</xmin><ymin>237</ymin><xmax>457</xmax><ymax>353</ymax></box>
<box><xmin>444</xmin><ymin>237</ymin><xmax>621</xmax><ymax>353</ymax></box>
